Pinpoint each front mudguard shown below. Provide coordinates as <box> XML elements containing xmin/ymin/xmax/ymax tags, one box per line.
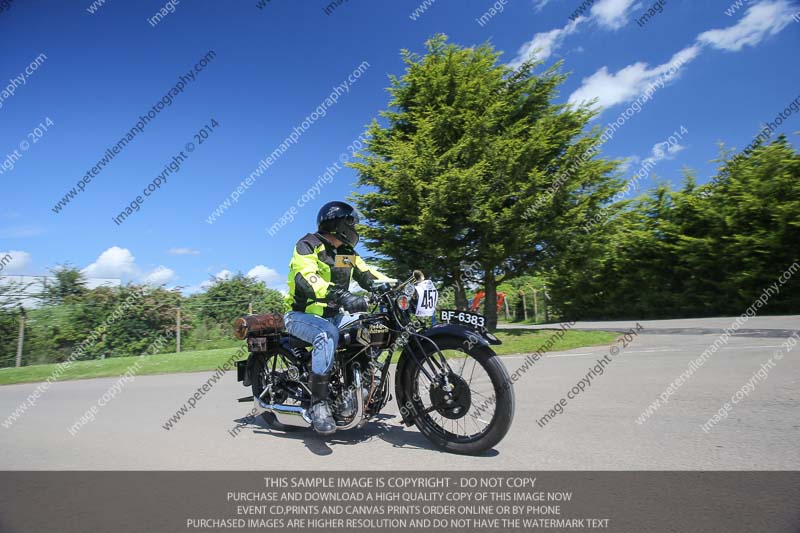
<box><xmin>394</xmin><ymin>323</ymin><xmax>498</xmax><ymax>426</ymax></box>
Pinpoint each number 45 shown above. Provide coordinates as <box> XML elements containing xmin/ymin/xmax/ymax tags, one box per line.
<box><xmin>421</xmin><ymin>290</ymin><xmax>435</xmax><ymax>307</ymax></box>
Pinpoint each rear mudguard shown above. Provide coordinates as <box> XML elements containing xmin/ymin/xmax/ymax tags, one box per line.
<box><xmin>235</xmin><ymin>337</ymin><xmax>307</xmax><ymax>388</ymax></box>
<box><xmin>235</xmin><ymin>354</ymin><xmax>260</xmax><ymax>387</ymax></box>
<box><xmin>394</xmin><ymin>323</ymin><xmax>497</xmax><ymax>426</ymax></box>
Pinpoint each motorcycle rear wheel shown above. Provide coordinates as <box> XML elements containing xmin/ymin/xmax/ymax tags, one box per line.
<box><xmin>251</xmin><ymin>350</ymin><xmax>301</xmax><ymax>432</ymax></box>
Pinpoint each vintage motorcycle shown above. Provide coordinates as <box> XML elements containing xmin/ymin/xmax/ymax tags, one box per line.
<box><xmin>233</xmin><ymin>271</ymin><xmax>515</xmax><ymax>455</ymax></box>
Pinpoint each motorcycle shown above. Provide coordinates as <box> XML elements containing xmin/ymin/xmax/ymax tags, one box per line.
<box><xmin>233</xmin><ymin>271</ymin><xmax>515</xmax><ymax>455</ymax></box>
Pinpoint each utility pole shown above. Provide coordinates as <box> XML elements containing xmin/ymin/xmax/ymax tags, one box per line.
<box><xmin>533</xmin><ymin>289</ymin><xmax>539</xmax><ymax>324</ymax></box>
<box><xmin>543</xmin><ymin>285</ymin><xmax>550</xmax><ymax>323</ymax></box>
<box><xmin>15</xmin><ymin>307</ymin><xmax>25</xmax><ymax>368</ymax></box>
<box><xmin>248</xmin><ymin>301</ymin><xmax>253</xmax><ymax>315</ymax></box>
<box><xmin>176</xmin><ymin>307</ymin><xmax>182</xmax><ymax>353</ymax></box>
<box><xmin>520</xmin><ymin>290</ymin><xmax>528</xmax><ymax>322</ymax></box>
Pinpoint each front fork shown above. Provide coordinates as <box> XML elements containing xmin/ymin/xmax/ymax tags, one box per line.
<box><xmin>406</xmin><ymin>332</ymin><xmax>453</xmax><ymax>383</ymax></box>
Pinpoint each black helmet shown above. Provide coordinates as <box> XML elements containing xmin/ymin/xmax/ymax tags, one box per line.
<box><xmin>317</xmin><ymin>201</ymin><xmax>359</xmax><ymax>247</ymax></box>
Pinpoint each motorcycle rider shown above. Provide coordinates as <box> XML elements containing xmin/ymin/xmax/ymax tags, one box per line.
<box><xmin>284</xmin><ymin>201</ymin><xmax>393</xmax><ymax>435</ymax></box>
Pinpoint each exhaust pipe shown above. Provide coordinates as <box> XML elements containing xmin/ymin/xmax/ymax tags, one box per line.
<box><xmin>253</xmin><ymin>397</ymin><xmax>312</xmax><ymax>428</ymax></box>
<box><xmin>336</xmin><ymin>366</ymin><xmax>364</xmax><ymax>430</ymax></box>
<box><xmin>252</xmin><ymin>365</ymin><xmax>365</xmax><ymax>430</ymax></box>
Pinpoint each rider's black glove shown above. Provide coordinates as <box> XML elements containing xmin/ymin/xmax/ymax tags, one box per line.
<box><xmin>372</xmin><ymin>281</ymin><xmax>393</xmax><ymax>294</ymax></box>
<box><xmin>329</xmin><ymin>288</ymin><xmax>368</xmax><ymax>313</ymax></box>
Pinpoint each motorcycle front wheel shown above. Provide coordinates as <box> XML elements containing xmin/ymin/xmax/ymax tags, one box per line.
<box><xmin>400</xmin><ymin>337</ymin><xmax>515</xmax><ymax>455</ymax></box>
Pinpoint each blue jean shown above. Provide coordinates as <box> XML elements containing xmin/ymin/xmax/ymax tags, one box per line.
<box><xmin>284</xmin><ymin>311</ymin><xmax>344</xmax><ymax>375</ymax></box>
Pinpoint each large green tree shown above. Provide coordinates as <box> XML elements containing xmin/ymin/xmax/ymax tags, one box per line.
<box><xmin>352</xmin><ymin>35</ymin><xmax>622</xmax><ymax>329</ymax></box>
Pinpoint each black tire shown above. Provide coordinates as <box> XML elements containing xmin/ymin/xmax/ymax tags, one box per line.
<box><xmin>400</xmin><ymin>337</ymin><xmax>515</xmax><ymax>455</ymax></box>
<box><xmin>251</xmin><ymin>351</ymin><xmax>301</xmax><ymax>432</ymax></box>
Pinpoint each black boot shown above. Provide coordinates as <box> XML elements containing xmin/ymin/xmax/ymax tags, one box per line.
<box><xmin>308</xmin><ymin>373</ymin><xmax>336</xmax><ymax>435</ymax></box>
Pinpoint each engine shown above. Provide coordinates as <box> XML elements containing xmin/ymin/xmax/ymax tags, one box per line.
<box><xmin>339</xmin><ymin>316</ymin><xmax>393</xmax><ymax>349</ymax></box>
<box><xmin>331</xmin><ymin>355</ymin><xmax>388</xmax><ymax>425</ymax></box>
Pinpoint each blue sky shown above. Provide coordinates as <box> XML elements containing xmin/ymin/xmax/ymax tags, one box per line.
<box><xmin>1</xmin><ymin>0</ymin><xmax>798</xmax><ymax>293</ymax></box>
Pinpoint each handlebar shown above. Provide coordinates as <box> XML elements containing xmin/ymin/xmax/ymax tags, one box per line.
<box><xmin>368</xmin><ymin>270</ymin><xmax>425</xmax><ymax>305</ymax></box>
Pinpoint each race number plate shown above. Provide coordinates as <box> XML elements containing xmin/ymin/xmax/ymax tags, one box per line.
<box><xmin>414</xmin><ymin>280</ymin><xmax>438</xmax><ymax>317</ymax></box>
<box><xmin>439</xmin><ymin>309</ymin><xmax>486</xmax><ymax>330</ymax></box>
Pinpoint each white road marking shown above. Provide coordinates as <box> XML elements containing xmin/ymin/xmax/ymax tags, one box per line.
<box><xmin>721</xmin><ymin>345</ymin><xmax>782</xmax><ymax>350</ymax></box>
<box><xmin>500</xmin><ymin>344</ymin><xmax>786</xmax><ymax>360</ymax></box>
<box><xmin>500</xmin><ymin>344</ymin><xmax>781</xmax><ymax>359</ymax></box>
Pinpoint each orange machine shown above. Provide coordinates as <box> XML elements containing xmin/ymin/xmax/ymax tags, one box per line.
<box><xmin>470</xmin><ymin>291</ymin><xmax>506</xmax><ymax>313</ymax></box>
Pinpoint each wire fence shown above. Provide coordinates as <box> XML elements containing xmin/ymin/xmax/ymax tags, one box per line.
<box><xmin>495</xmin><ymin>287</ymin><xmax>550</xmax><ymax>324</ymax></box>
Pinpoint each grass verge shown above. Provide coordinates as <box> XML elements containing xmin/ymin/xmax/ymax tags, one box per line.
<box><xmin>0</xmin><ymin>330</ymin><xmax>617</xmax><ymax>386</ymax></box>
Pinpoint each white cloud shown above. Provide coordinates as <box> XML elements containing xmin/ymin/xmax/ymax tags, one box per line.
<box><xmin>568</xmin><ymin>45</ymin><xmax>701</xmax><ymax>109</ymax></box>
<box><xmin>182</xmin><ymin>284</ymin><xmax>205</xmax><ymax>295</ymax></box>
<box><xmin>511</xmin><ymin>0</ymin><xmax>790</xmax><ymax>81</ymax></box>
<box><xmin>166</xmin><ymin>247</ymin><xmax>199</xmax><ymax>256</ymax></box>
<box><xmin>83</xmin><ymin>246</ymin><xmax>139</xmax><ymax>279</ymax></box>
<box><xmin>0</xmin><ymin>250</ymin><xmax>32</xmax><ymax>275</ymax></box>
<box><xmin>247</xmin><ymin>265</ymin><xmax>287</xmax><ymax>294</ymax></box>
<box><xmin>509</xmin><ymin>18</ymin><xmax>584</xmax><ymax>68</ymax></box>
<box><xmin>198</xmin><ymin>270</ymin><xmax>229</xmax><ymax>289</ymax></box>
<box><xmin>509</xmin><ymin>0</ymin><xmax>641</xmax><ymax>67</ymax></box>
<box><xmin>698</xmin><ymin>0</ymin><xmax>794</xmax><ymax>51</ymax></box>
<box><xmin>213</xmin><ymin>269</ymin><xmax>232</xmax><ymax>281</ymax></box>
<box><xmin>247</xmin><ymin>265</ymin><xmax>281</xmax><ymax>286</ymax></box>
<box><xmin>591</xmin><ymin>0</ymin><xmax>638</xmax><ymax>30</ymax></box>
<box><xmin>622</xmin><ymin>139</ymin><xmax>685</xmax><ymax>185</ymax></box>
<box><xmin>82</xmin><ymin>246</ymin><xmax>176</xmax><ymax>286</ymax></box>
<box><xmin>648</xmin><ymin>140</ymin><xmax>685</xmax><ymax>163</ymax></box>
<box><xmin>195</xmin><ymin>269</ymin><xmax>233</xmax><ymax>291</ymax></box>
<box><xmin>567</xmin><ymin>1</ymin><xmax>795</xmax><ymax>112</ymax></box>
<box><xmin>143</xmin><ymin>266</ymin><xmax>176</xmax><ymax>286</ymax></box>
<box><xmin>185</xmin><ymin>266</ymin><xmax>286</xmax><ymax>295</ymax></box>
<box><xmin>618</xmin><ymin>156</ymin><xmax>640</xmax><ymax>173</ymax></box>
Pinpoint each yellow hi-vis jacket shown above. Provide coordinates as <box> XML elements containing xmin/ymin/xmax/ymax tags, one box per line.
<box><xmin>284</xmin><ymin>232</ymin><xmax>392</xmax><ymax>317</ymax></box>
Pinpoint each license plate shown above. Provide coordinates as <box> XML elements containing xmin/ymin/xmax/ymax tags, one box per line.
<box><xmin>439</xmin><ymin>309</ymin><xmax>486</xmax><ymax>330</ymax></box>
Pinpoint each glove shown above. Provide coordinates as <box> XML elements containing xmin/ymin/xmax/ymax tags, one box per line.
<box><xmin>367</xmin><ymin>278</ymin><xmax>398</xmax><ymax>294</ymax></box>
<box><xmin>330</xmin><ymin>288</ymin><xmax>368</xmax><ymax>313</ymax></box>
<box><xmin>373</xmin><ymin>282</ymin><xmax>393</xmax><ymax>294</ymax></box>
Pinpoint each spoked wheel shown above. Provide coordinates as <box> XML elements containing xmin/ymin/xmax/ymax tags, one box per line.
<box><xmin>251</xmin><ymin>350</ymin><xmax>301</xmax><ymax>432</ymax></box>
<box><xmin>401</xmin><ymin>337</ymin><xmax>515</xmax><ymax>455</ymax></box>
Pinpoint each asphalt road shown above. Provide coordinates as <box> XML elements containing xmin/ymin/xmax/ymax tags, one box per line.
<box><xmin>1</xmin><ymin>317</ymin><xmax>798</xmax><ymax>470</ymax></box>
